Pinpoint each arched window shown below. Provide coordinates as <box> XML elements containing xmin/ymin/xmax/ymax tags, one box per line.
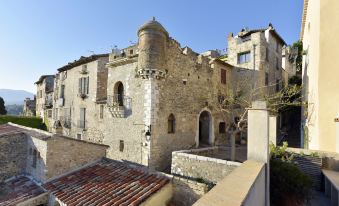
<box><xmin>114</xmin><ymin>82</ymin><xmax>124</xmax><ymax>106</ymax></box>
<box><xmin>168</xmin><ymin>114</ymin><xmax>175</xmax><ymax>134</ymax></box>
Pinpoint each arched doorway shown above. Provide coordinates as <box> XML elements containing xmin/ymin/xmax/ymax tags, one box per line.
<box><xmin>199</xmin><ymin>111</ymin><xmax>211</xmax><ymax>145</ymax></box>
<box><xmin>114</xmin><ymin>82</ymin><xmax>124</xmax><ymax>106</ymax></box>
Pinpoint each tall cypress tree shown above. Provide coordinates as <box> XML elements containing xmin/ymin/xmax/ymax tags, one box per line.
<box><xmin>0</xmin><ymin>97</ymin><xmax>7</xmax><ymax>115</ymax></box>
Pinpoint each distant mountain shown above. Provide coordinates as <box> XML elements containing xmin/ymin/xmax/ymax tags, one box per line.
<box><xmin>0</xmin><ymin>89</ymin><xmax>34</xmax><ymax>105</ymax></box>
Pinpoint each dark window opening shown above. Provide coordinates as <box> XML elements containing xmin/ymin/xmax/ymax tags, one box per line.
<box><xmin>168</xmin><ymin>114</ymin><xmax>175</xmax><ymax>134</ymax></box>
<box><xmin>32</xmin><ymin>149</ymin><xmax>37</xmax><ymax>168</ymax></box>
<box><xmin>219</xmin><ymin>122</ymin><xmax>226</xmax><ymax>134</ymax></box>
<box><xmin>119</xmin><ymin>140</ymin><xmax>124</xmax><ymax>152</ymax></box>
<box><xmin>99</xmin><ymin>105</ymin><xmax>104</xmax><ymax>119</ymax></box>
<box><xmin>77</xmin><ymin>134</ymin><xmax>82</xmax><ymax>140</ymax></box>
<box><xmin>183</xmin><ymin>80</ymin><xmax>187</xmax><ymax>85</ymax></box>
<box><xmin>238</xmin><ymin>51</ymin><xmax>251</xmax><ymax>64</ymax></box>
<box><xmin>221</xmin><ymin>69</ymin><xmax>226</xmax><ymax>84</ymax></box>
<box><xmin>129</xmin><ymin>50</ymin><xmax>133</xmax><ymax>55</ymax></box>
<box><xmin>265</xmin><ymin>72</ymin><xmax>269</xmax><ymax>86</ymax></box>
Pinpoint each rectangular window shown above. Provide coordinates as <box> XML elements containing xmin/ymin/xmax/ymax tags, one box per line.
<box><xmin>79</xmin><ymin>108</ymin><xmax>86</xmax><ymax>128</ymax></box>
<box><xmin>265</xmin><ymin>72</ymin><xmax>269</xmax><ymax>86</ymax></box>
<box><xmin>78</xmin><ymin>77</ymin><xmax>89</xmax><ymax>95</ymax></box>
<box><xmin>219</xmin><ymin>122</ymin><xmax>226</xmax><ymax>134</ymax></box>
<box><xmin>99</xmin><ymin>105</ymin><xmax>104</xmax><ymax>119</ymax></box>
<box><xmin>47</xmin><ymin>110</ymin><xmax>52</xmax><ymax>118</ymax></box>
<box><xmin>60</xmin><ymin>85</ymin><xmax>65</xmax><ymax>98</ymax></box>
<box><xmin>119</xmin><ymin>140</ymin><xmax>124</xmax><ymax>152</ymax></box>
<box><xmin>32</xmin><ymin>149</ymin><xmax>37</xmax><ymax>168</ymax></box>
<box><xmin>77</xmin><ymin>134</ymin><xmax>82</xmax><ymax>140</ymax></box>
<box><xmin>276</xmin><ymin>42</ymin><xmax>279</xmax><ymax>52</ymax></box>
<box><xmin>238</xmin><ymin>51</ymin><xmax>251</xmax><ymax>64</ymax></box>
<box><xmin>220</xmin><ymin>69</ymin><xmax>226</xmax><ymax>84</ymax></box>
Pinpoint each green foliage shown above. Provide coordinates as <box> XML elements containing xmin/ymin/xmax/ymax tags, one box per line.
<box><xmin>270</xmin><ymin>142</ymin><xmax>295</xmax><ymax>162</ymax></box>
<box><xmin>288</xmin><ymin>75</ymin><xmax>302</xmax><ymax>86</ymax></box>
<box><xmin>0</xmin><ymin>97</ymin><xmax>7</xmax><ymax>115</ymax></box>
<box><xmin>292</xmin><ymin>40</ymin><xmax>303</xmax><ymax>73</ymax></box>
<box><xmin>0</xmin><ymin>115</ymin><xmax>47</xmax><ymax>130</ymax></box>
<box><xmin>270</xmin><ymin>143</ymin><xmax>313</xmax><ymax>205</ymax></box>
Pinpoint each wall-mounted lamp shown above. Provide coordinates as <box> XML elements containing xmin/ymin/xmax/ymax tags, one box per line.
<box><xmin>145</xmin><ymin>125</ymin><xmax>151</xmax><ymax>141</ymax></box>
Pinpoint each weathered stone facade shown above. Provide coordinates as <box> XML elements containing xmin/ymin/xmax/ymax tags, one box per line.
<box><xmin>0</xmin><ymin>133</ymin><xmax>27</xmax><ymax>181</ymax></box>
<box><xmin>35</xmin><ymin>75</ymin><xmax>54</xmax><ymax>118</ymax></box>
<box><xmin>0</xmin><ymin>123</ymin><xmax>108</xmax><ymax>183</ymax></box>
<box><xmin>171</xmin><ymin>148</ymin><xmax>241</xmax><ymax>184</ymax></box>
<box><xmin>227</xmin><ymin>24</ymin><xmax>286</xmax><ymax>96</ymax></box>
<box><xmin>23</xmin><ymin>97</ymin><xmax>36</xmax><ymax>116</ymax></box>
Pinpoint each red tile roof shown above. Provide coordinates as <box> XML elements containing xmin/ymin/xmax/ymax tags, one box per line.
<box><xmin>0</xmin><ymin>176</ymin><xmax>45</xmax><ymax>206</ymax></box>
<box><xmin>43</xmin><ymin>158</ymin><xmax>170</xmax><ymax>206</ymax></box>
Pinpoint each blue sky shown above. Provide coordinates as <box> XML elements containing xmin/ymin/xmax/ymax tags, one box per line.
<box><xmin>0</xmin><ymin>0</ymin><xmax>303</xmax><ymax>93</ymax></box>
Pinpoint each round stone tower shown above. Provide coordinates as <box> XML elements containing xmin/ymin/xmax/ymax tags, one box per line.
<box><xmin>137</xmin><ymin>17</ymin><xmax>168</xmax><ymax>79</ymax></box>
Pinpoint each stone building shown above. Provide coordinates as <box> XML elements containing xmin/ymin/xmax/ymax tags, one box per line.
<box><xmin>282</xmin><ymin>45</ymin><xmax>298</xmax><ymax>83</ymax></box>
<box><xmin>227</xmin><ymin>24</ymin><xmax>286</xmax><ymax>96</ymax></box>
<box><xmin>50</xmin><ymin>19</ymin><xmax>233</xmax><ymax>172</ymax></box>
<box><xmin>52</xmin><ymin>54</ymin><xmax>109</xmax><ymax>139</ymax></box>
<box><xmin>22</xmin><ymin>96</ymin><xmax>36</xmax><ymax>116</ymax></box>
<box><xmin>35</xmin><ymin>75</ymin><xmax>55</xmax><ymax>123</ymax></box>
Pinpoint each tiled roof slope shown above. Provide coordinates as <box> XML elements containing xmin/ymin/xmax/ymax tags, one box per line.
<box><xmin>43</xmin><ymin>158</ymin><xmax>170</xmax><ymax>206</ymax></box>
<box><xmin>0</xmin><ymin>176</ymin><xmax>45</xmax><ymax>206</ymax></box>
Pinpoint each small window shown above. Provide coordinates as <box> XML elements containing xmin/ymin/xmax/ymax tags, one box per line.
<box><xmin>29</xmin><ymin>148</ymin><xmax>33</xmax><ymax>155</ymax></box>
<box><xmin>265</xmin><ymin>72</ymin><xmax>269</xmax><ymax>86</ymax></box>
<box><xmin>219</xmin><ymin>122</ymin><xmax>226</xmax><ymax>134</ymax></box>
<box><xmin>99</xmin><ymin>105</ymin><xmax>104</xmax><ymax>119</ymax></box>
<box><xmin>60</xmin><ymin>85</ymin><xmax>65</xmax><ymax>98</ymax></box>
<box><xmin>48</xmin><ymin>110</ymin><xmax>52</xmax><ymax>118</ymax></box>
<box><xmin>129</xmin><ymin>50</ymin><xmax>133</xmax><ymax>55</ymax></box>
<box><xmin>119</xmin><ymin>140</ymin><xmax>124</xmax><ymax>152</ymax></box>
<box><xmin>183</xmin><ymin>80</ymin><xmax>187</xmax><ymax>85</ymax></box>
<box><xmin>220</xmin><ymin>69</ymin><xmax>226</xmax><ymax>84</ymax></box>
<box><xmin>77</xmin><ymin>134</ymin><xmax>82</xmax><ymax>140</ymax></box>
<box><xmin>32</xmin><ymin>149</ymin><xmax>37</xmax><ymax>168</ymax></box>
<box><xmin>78</xmin><ymin>77</ymin><xmax>89</xmax><ymax>95</ymax></box>
<box><xmin>276</xmin><ymin>42</ymin><xmax>279</xmax><ymax>52</ymax></box>
<box><xmin>168</xmin><ymin>114</ymin><xmax>175</xmax><ymax>134</ymax></box>
<box><xmin>238</xmin><ymin>51</ymin><xmax>251</xmax><ymax>64</ymax></box>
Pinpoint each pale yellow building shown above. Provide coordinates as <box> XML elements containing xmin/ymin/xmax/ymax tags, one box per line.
<box><xmin>301</xmin><ymin>0</ymin><xmax>339</xmax><ymax>152</ymax></box>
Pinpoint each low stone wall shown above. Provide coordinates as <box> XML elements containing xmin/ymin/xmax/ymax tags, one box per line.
<box><xmin>193</xmin><ymin>160</ymin><xmax>266</xmax><ymax>206</ymax></box>
<box><xmin>163</xmin><ymin>174</ymin><xmax>209</xmax><ymax>206</ymax></box>
<box><xmin>171</xmin><ymin>147</ymin><xmax>241</xmax><ymax>184</ymax></box>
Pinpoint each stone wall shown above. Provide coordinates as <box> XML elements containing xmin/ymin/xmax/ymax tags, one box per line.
<box><xmin>164</xmin><ymin>174</ymin><xmax>209</xmax><ymax>206</ymax></box>
<box><xmin>171</xmin><ymin>148</ymin><xmax>241</xmax><ymax>184</ymax></box>
<box><xmin>26</xmin><ymin>136</ymin><xmax>48</xmax><ymax>182</ymax></box>
<box><xmin>149</xmin><ymin>37</ymin><xmax>232</xmax><ymax>171</ymax></box>
<box><xmin>0</xmin><ymin>133</ymin><xmax>27</xmax><ymax>181</ymax></box>
<box><xmin>46</xmin><ymin>136</ymin><xmax>108</xmax><ymax>179</ymax></box>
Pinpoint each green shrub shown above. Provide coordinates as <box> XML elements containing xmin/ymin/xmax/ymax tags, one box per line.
<box><xmin>270</xmin><ymin>142</ymin><xmax>313</xmax><ymax>206</ymax></box>
<box><xmin>0</xmin><ymin>115</ymin><xmax>47</xmax><ymax>131</ymax></box>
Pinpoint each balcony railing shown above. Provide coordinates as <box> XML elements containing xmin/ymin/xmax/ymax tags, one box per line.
<box><xmin>107</xmin><ymin>94</ymin><xmax>129</xmax><ymax>107</ymax></box>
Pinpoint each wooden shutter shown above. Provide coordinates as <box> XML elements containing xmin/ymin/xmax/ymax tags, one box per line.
<box><xmin>78</xmin><ymin>78</ymin><xmax>82</xmax><ymax>94</ymax></box>
<box><xmin>86</xmin><ymin>76</ymin><xmax>89</xmax><ymax>94</ymax></box>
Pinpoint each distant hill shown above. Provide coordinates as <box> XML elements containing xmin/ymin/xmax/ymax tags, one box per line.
<box><xmin>0</xmin><ymin>89</ymin><xmax>34</xmax><ymax>105</ymax></box>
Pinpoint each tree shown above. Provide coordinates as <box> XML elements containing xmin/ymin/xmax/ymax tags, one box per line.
<box><xmin>0</xmin><ymin>97</ymin><xmax>7</xmax><ymax>115</ymax></box>
<box><xmin>216</xmin><ymin>77</ymin><xmax>303</xmax><ymax>160</ymax></box>
<box><xmin>291</xmin><ymin>41</ymin><xmax>303</xmax><ymax>74</ymax></box>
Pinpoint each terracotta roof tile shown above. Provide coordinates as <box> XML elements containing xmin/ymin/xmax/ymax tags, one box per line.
<box><xmin>0</xmin><ymin>176</ymin><xmax>45</xmax><ymax>206</ymax></box>
<box><xmin>43</xmin><ymin>159</ymin><xmax>170</xmax><ymax>206</ymax></box>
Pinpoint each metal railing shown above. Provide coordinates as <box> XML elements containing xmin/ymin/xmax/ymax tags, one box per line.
<box><xmin>107</xmin><ymin>94</ymin><xmax>128</xmax><ymax>107</ymax></box>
